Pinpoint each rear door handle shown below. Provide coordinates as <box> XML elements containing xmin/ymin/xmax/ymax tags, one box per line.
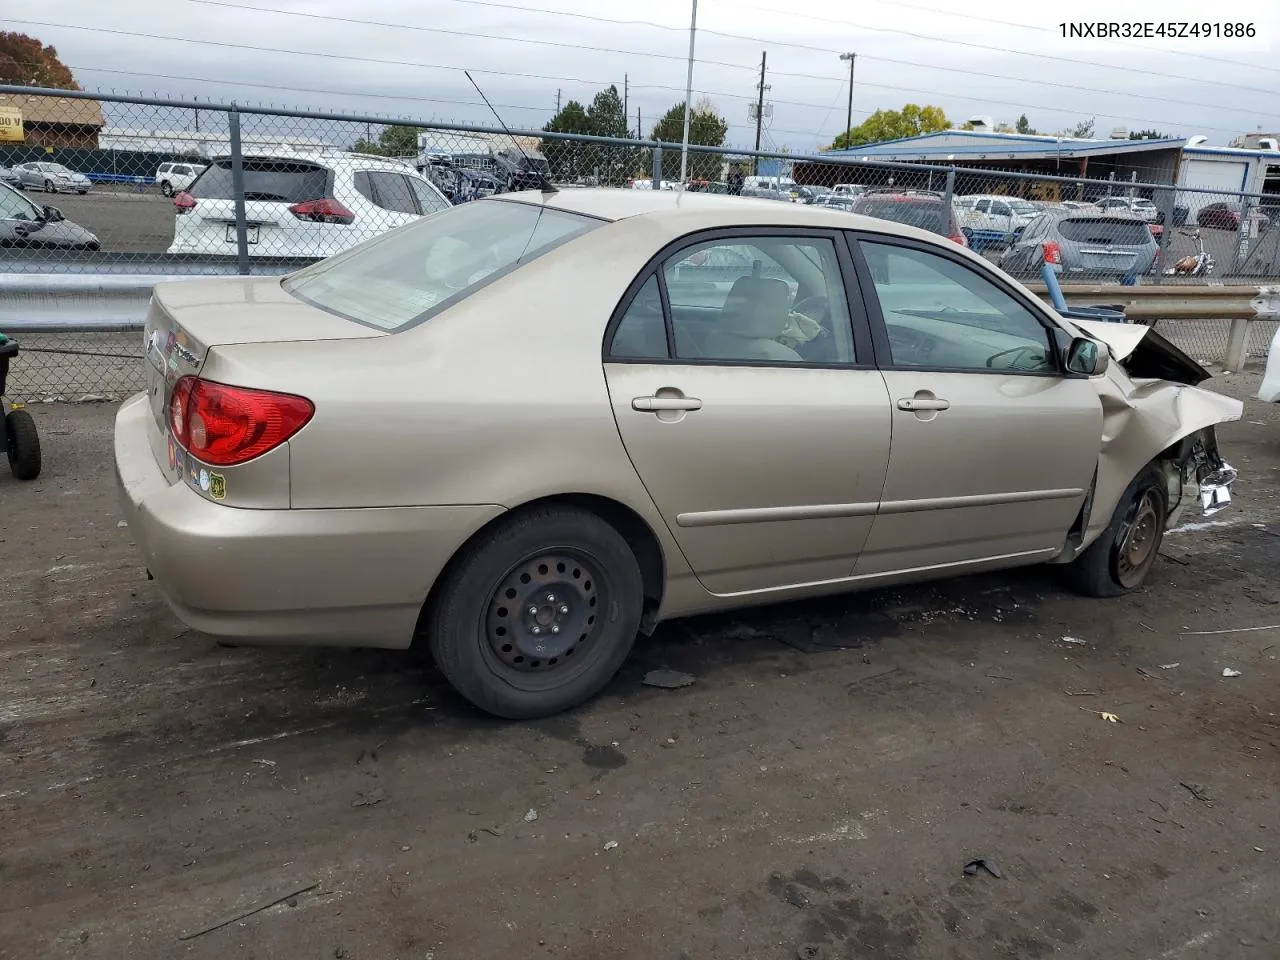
<box><xmin>632</xmin><ymin>396</ymin><xmax>703</xmax><ymax>412</ymax></box>
<box><xmin>897</xmin><ymin>397</ymin><xmax>950</xmax><ymax>412</ymax></box>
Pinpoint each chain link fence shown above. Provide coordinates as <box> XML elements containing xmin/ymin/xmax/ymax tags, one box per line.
<box><xmin>2</xmin><ymin>87</ymin><xmax>1278</xmax><ymax>400</ymax></box>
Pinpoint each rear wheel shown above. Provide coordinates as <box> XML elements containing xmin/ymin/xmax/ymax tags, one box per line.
<box><xmin>1063</xmin><ymin>464</ymin><xmax>1167</xmax><ymax>597</ymax></box>
<box><xmin>160</xmin><ymin>180</ymin><xmax>174</xmax><ymax>197</ymax></box>
<box><xmin>43</xmin><ymin>179</ymin><xmax>55</xmax><ymax>193</ymax></box>
<box><xmin>5</xmin><ymin>409</ymin><xmax>42</xmax><ymax>481</ymax></box>
<box><xmin>427</xmin><ymin>506</ymin><xmax>643</xmax><ymax>719</ymax></box>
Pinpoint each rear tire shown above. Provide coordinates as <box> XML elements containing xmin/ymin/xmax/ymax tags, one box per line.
<box><xmin>1063</xmin><ymin>464</ymin><xmax>1167</xmax><ymax>598</ymax></box>
<box><xmin>43</xmin><ymin>179</ymin><xmax>55</xmax><ymax>193</ymax></box>
<box><xmin>5</xmin><ymin>409</ymin><xmax>42</xmax><ymax>481</ymax></box>
<box><xmin>160</xmin><ymin>181</ymin><xmax>174</xmax><ymax>197</ymax></box>
<box><xmin>427</xmin><ymin>506</ymin><xmax>644</xmax><ymax>720</ymax></box>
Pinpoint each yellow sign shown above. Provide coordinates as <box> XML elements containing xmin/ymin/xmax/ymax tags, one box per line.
<box><xmin>0</xmin><ymin>107</ymin><xmax>23</xmax><ymax>143</ymax></box>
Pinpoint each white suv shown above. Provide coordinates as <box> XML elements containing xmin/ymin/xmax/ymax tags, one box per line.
<box><xmin>167</xmin><ymin>152</ymin><xmax>452</xmax><ymax>259</ymax></box>
<box><xmin>155</xmin><ymin>161</ymin><xmax>206</xmax><ymax>197</ymax></box>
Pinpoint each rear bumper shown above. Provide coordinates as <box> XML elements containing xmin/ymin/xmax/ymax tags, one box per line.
<box><xmin>114</xmin><ymin>393</ymin><xmax>504</xmax><ymax>648</ymax></box>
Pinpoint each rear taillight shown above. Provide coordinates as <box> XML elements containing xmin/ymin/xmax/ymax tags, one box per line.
<box><xmin>288</xmin><ymin>198</ymin><xmax>355</xmax><ymax>224</ymax></box>
<box><xmin>168</xmin><ymin>375</ymin><xmax>314</xmax><ymax>468</ymax></box>
<box><xmin>949</xmin><ymin>233</ymin><xmax>968</xmax><ymax>247</ymax></box>
<box><xmin>1042</xmin><ymin>241</ymin><xmax>1062</xmax><ymax>265</ymax></box>
<box><xmin>173</xmin><ymin>191</ymin><xmax>196</xmax><ymax>214</ymax></box>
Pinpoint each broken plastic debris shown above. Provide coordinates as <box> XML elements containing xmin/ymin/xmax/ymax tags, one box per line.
<box><xmin>1099</xmin><ymin>712</ymin><xmax>1120</xmax><ymax>723</ymax></box>
<box><xmin>1222</xmin><ymin>668</ymin><xmax>1242</xmax><ymax>678</ymax></box>
<box><xmin>1159</xmin><ymin>663</ymin><xmax>1180</xmax><ymax>670</ymax></box>
<box><xmin>523</xmin><ymin>808</ymin><xmax>538</xmax><ymax>822</ymax></box>
<box><xmin>116</xmin><ymin>520</ymin><xmax>129</xmax><ymax>528</ymax></box>
<box><xmin>603</xmin><ymin>840</ymin><xmax>618</xmax><ymax>851</ymax></box>
<box><xmin>963</xmin><ymin>857</ymin><xmax>1003</xmax><ymax>878</ymax></box>
<box><xmin>1061</xmin><ymin>636</ymin><xmax>1087</xmax><ymax>645</ymax></box>
<box><xmin>642</xmin><ymin>669</ymin><xmax>696</xmax><ymax>689</ymax></box>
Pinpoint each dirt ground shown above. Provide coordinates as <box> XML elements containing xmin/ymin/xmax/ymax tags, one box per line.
<box><xmin>2</xmin><ymin>372</ymin><xmax>1279</xmax><ymax>960</ymax></box>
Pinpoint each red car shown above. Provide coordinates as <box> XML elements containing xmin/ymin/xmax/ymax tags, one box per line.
<box><xmin>1196</xmin><ymin>202</ymin><xmax>1270</xmax><ymax>232</ymax></box>
<box><xmin>848</xmin><ymin>191</ymin><xmax>969</xmax><ymax>247</ymax></box>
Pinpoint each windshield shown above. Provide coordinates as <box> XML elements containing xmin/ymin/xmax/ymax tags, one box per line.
<box><xmin>283</xmin><ymin>200</ymin><xmax>600</xmax><ymax>332</ymax></box>
<box><xmin>1009</xmin><ymin>201</ymin><xmax>1038</xmax><ymax>214</ymax></box>
<box><xmin>855</xmin><ymin>198</ymin><xmax>947</xmax><ymax>234</ymax></box>
<box><xmin>192</xmin><ymin>158</ymin><xmax>332</xmax><ymax>203</ymax></box>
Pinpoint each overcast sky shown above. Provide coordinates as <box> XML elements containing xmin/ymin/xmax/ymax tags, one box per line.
<box><xmin>11</xmin><ymin>0</ymin><xmax>1280</xmax><ymax>150</ymax></box>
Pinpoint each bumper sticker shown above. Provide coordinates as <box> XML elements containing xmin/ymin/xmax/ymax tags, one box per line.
<box><xmin>208</xmin><ymin>473</ymin><xmax>226</xmax><ymax>501</ymax></box>
<box><xmin>198</xmin><ymin>468</ymin><xmax>210</xmax><ymax>493</ymax></box>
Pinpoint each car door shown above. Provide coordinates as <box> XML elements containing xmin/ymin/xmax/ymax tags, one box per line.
<box><xmin>603</xmin><ymin>230</ymin><xmax>892</xmax><ymax>597</ymax></box>
<box><xmin>848</xmin><ymin>234</ymin><xmax>1103</xmax><ymax>577</ymax></box>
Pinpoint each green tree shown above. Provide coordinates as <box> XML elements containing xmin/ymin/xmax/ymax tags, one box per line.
<box><xmin>831</xmin><ymin>104</ymin><xmax>949</xmax><ymax>150</ymax></box>
<box><xmin>586</xmin><ymin>85</ymin><xmax>628</xmax><ymax>139</ymax></box>
<box><xmin>1129</xmin><ymin>129</ymin><xmax>1170</xmax><ymax>140</ymax></box>
<box><xmin>1015</xmin><ymin>113</ymin><xmax>1036</xmax><ymax>135</ymax></box>
<box><xmin>0</xmin><ymin>32</ymin><xmax>79</xmax><ymax>89</ymax></box>
<box><xmin>544</xmin><ymin>99</ymin><xmax>590</xmax><ymax>136</ymax></box>
<box><xmin>353</xmin><ymin>124</ymin><xmax>421</xmax><ymax>157</ymax></box>
<box><xmin>1068</xmin><ymin>116</ymin><xmax>1095</xmax><ymax>138</ymax></box>
<box><xmin>651</xmin><ymin>99</ymin><xmax>729</xmax><ymax>181</ymax></box>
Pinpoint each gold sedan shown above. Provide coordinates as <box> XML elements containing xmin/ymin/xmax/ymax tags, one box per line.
<box><xmin>114</xmin><ymin>188</ymin><xmax>1241</xmax><ymax>718</ymax></box>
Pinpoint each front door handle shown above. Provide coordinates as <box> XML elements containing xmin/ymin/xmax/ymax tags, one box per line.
<box><xmin>633</xmin><ymin>395</ymin><xmax>703</xmax><ymax>412</ymax></box>
<box><xmin>897</xmin><ymin>397</ymin><xmax>950</xmax><ymax>412</ymax></box>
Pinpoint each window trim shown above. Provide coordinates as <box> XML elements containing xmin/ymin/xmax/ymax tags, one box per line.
<box><xmin>844</xmin><ymin>230</ymin><xmax>1068</xmax><ymax>378</ymax></box>
<box><xmin>602</xmin><ymin>226</ymin><xmax>876</xmax><ymax>370</ymax></box>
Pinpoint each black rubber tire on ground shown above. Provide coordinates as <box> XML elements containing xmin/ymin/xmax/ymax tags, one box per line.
<box><xmin>427</xmin><ymin>505</ymin><xmax>644</xmax><ymax>720</ymax></box>
<box><xmin>43</xmin><ymin>179</ymin><xmax>55</xmax><ymax>193</ymax></box>
<box><xmin>1062</xmin><ymin>464</ymin><xmax>1168</xmax><ymax>598</ymax></box>
<box><xmin>161</xmin><ymin>181</ymin><xmax>174</xmax><ymax>197</ymax></box>
<box><xmin>5</xmin><ymin>409</ymin><xmax>42</xmax><ymax>481</ymax></box>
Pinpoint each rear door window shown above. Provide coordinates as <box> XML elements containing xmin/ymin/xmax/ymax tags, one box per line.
<box><xmin>191</xmin><ymin>159</ymin><xmax>332</xmax><ymax>203</ymax></box>
<box><xmin>1057</xmin><ymin>218</ymin><xmax>1152</xmax><ymax>245</ymax></box>
<box><xmin>406</xmin><ymin>175</ymin><xmax>450</xmax><ymax>215</ymax></box>
<box><xmin>361</xmin><ymin>171</ymin><xmax>419</xmax><ymax>214</ymax></box>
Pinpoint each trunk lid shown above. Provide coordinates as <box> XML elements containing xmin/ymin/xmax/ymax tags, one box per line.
<box><xmin>141</xmin><ymin>276</ymin><xmax>383</xmax><ymax>478</ymax></box>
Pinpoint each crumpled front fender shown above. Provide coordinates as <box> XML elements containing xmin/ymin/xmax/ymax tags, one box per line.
<box><xmin>1083</xmin><ymin>373</ymin><xmax>1242</xmax><ymax>545</ymax></box>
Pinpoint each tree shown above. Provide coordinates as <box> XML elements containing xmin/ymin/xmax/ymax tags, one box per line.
<box><xmin>651</xmin><ymin>99</ymin><xmax>729</xmax><ymax>181</ymax></box>
<box><xmin>0</xmin><ymin>32</ymin><xmax>79</xmax><ymax>89</ymax></box>
<box><xmin>1015</xmin><ymin>113</ymin><xmax>1036</xmax><ymax>135</ymax></box>
<box><xmin>353</xmin><ymin>124</ymin><xmax>421</xmax><ymax>157</ymax></box>
<box><xmin>586</xmin><ymin>85</ymin><xmax>628</xmax><ymax>139</ymax></box>
<box><xmin>544</xmin><ymin>100</ymin><xmax>590</xmax><ymax>136</ymax></box>
<box><xmin>1068</xmin><ymin>116</ymin><xmax>1095</xmax><ymax>138</ymax></box>
<box><xmin>831</xmin><ymin>104</ymin><xmax>949</xmax><ymax>150</ymax></box>
<box><xmin>1129</xmin><ymin>129</ymin><xmax>1170</xmax><ymax>140</ymax></box>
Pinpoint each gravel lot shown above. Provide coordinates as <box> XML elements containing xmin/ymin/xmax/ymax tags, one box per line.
<box><xmin>2</xmin><ymin>373</ymin><xmax>1278</xmax><ymax>959</ymax></box>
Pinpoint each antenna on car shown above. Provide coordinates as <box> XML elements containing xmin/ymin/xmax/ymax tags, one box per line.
<box><xmin>464</xmin><ymin>71</ymin><xmax>557</xmax><ymax>196</ymax></box>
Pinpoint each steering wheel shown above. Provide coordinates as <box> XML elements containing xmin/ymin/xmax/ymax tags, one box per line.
<box><xmin>792</xmin><ymin>294</ymin><xmax>831</xmax><ymax>324</ymax></box>
<box><xmin>986</xmin><ymin>345</ymin><xmax>1046</xmax><ymax>371</ymax></box>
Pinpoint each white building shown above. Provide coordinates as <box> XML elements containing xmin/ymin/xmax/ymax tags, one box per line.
<box><xmin>1177</xmin><ymin>139</ymin><xmax>1280</xmax><ymax>214</ymax></box>
<box><xmin>99</xmin><ymin>127</ymin><xmax>337</xmax><ymax>157</ymax></box>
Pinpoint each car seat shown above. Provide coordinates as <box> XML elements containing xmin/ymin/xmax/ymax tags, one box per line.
<box><xmin>701</xmin><ymin>276</ymin><xmax>801</xmax><ymax>362</ymax></box>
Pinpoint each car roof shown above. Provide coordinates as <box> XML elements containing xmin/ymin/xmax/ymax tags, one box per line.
<box><xmin>497</xmin><ymin>187</ymin><xmax>954</xmax><ymax>243</ymax></box>
<box><xmin>211</xmin><ymin>152</ymin><xmax>421</xmax><ymax>172</ymax></box>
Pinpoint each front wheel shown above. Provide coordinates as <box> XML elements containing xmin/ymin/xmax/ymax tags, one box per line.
<box><xmin>43</xmin><ymin>179</ymin><xmax>56</xmax><ymax>193</ymax></box>
<box><xmin>427</xmin><ymin>506</ymin><xmax>644</xmax><ymax>719</ymax></box>
<box><xmin>1062</xmin><ymin>464</ymin><xmax>1168</xmax><ymax>597</ymax></box>
<box><xmin>5</xmin><ymin>409</ymin><xmax>42</xmax><ymax>481</ymax></box>
<box><xmin>160</xmin><ymin>180</ymin><xmax>174</xmax><ymax>197</ymax></box>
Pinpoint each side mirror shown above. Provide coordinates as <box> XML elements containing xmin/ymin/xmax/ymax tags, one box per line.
<box><xmin>1066</xmin><ymin>337</ymin><xmax>1108</xmax><ymax>377</ymax></box>
<box><xmin>42</xmin><ymin>204</ymin><xmax>64</xmax><ymax>222</ymax></box>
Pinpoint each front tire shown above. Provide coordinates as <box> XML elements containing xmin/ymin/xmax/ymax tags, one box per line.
<box><xmin>5</xmin><ymin>409</ymin><xmax>42</xmax><ymax>481</ymax></box>
<box><xmin>43</xmin><ymin>179</ymin><xmax>56</xmax><ymax>194</ymax></box>
<box><xmin>160</xmin><ymin>180</ymin><xmax>174</xmax><ymax>197</ymax></box>
<box><xmin>1063</xmin><ymin>464</ymin><xmax>1167</xmax><ymax>597</ymax></box>
<box><xmin>427</xmin><ymin>506</ymin><xmax>644</xmax><ymax>719</ymax></box>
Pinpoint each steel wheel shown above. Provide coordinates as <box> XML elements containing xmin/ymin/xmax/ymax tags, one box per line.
<box><xmin>481</xmin><ymin>549</ymin><xmax>609</xmax><ymax>693</ymax></box>
<box><xmin>1114</xmin><ymin>489</ymin><xmax>1162</xmax><ymax>589</ymax></box>
<box><xmin>43</xmin><ymin>179</ymin><xmax>55</xmax><ymax>193</ymax></box>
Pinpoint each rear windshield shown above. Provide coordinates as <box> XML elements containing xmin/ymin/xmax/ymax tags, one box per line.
<box><xmin>191</xmin><ymin>158</ymin><xmax>332</xmax><ymax>203</ymax></box>
<box><xmin>856</xmin><ymin>199</ymin><xmax>947</xmax><ymax>233</ymax></box>
<box><xmin>282</xmin><ymin>199</ymin><xmax>599</xmax><ymax>332</ymax></box>
<box><xmin>1057</xmin><ymin>217</ymin><xmax>1152</xmax><ymax>245</ymax></box>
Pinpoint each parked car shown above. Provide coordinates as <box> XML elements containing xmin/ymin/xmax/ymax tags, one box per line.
<box><xmin>492</xmin><ymin>146</ymin><xmax>552</xmax><ymax>191</ymax></box>
<box><xmin>12</xmin><ymin>161</ymin><xmax>91</xmax><ymax>194</ymax></box>
<box><xmin>849</xmin><ymin>190</ymin><xmax>969</xmax><ymax>246</ymax></box>
<box><xmin>0</xmin><ymin>181</ymin><xmax>99</xmax><ymax>249</ymax></box>
<box><xmin>167</xmin><ymin>152</ymin><xmax>451</xmax><ymax>259</ymax></box>
<box><xmin>812</xmin><ymin>194</ymin><xmax>856</xmax><ymax>211</ymax></box>
<box><xmin>957</xmin><ymin>194</ymin><xmax>1040</xmax><ymax>248</ymax></box>
<box><xmin>0</xmin><ymin>166</ymin><xmax>20</xmax><ymax>189</ymax></box>
<box><xmin>999</xmin><ymin>210</ymin><xmax>1158</xmax><ymax>280</ymax></box>
<box><xmin>1260</xmin><ymin>325</ymin><xmax>1280</xmax><ymax>403</ymax></box>
<box><xmin>1196</xmin><ymin>201</ymin><xmax>1271</xmax><ymax>233</ymax></box>
<box><xmin>155</xmin><ymin>161</ymin><xmax>207</xmax><ymax>197</ymax></box>
<box><xmin>1094</xmin><ymin>196</ymin><xmax>1159</xmax><ymax>223</ymax></box>
<box><xmin>113</xmin><ymin>188</ymin><xmax>1240</xmax><ymax>719</ymax></box>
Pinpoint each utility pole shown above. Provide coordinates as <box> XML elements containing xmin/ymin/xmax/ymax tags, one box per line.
<box><xmin>753</xmin><ymin>51</ymin><xmax>768</xmax><ymax>174</ymax></box>
<box><xmin>679</xmin><ymin>0</ymin><xmax>699</xmax><ymax>183</ymax></box>
<box><xmin>637</xmin><ymin>107</ymin><xmax>642</xmax><ymax>140</ymax></box>
<box><xmin>556</xmin><ymin>88</ymin><xmax>561</xmax><ymax>113</ymax></box>
<box><xmin>838</xmin><ymin>52</ymin><xmax>856</xmax><ymax>146</ymax></box>
<box><xmin>623</xmin><ymin>74</ymin><xmax>629</xmax><ymax>133</ymax></box>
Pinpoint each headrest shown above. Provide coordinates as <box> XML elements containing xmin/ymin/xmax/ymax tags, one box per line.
<box><xmin>720</xmin><ymin>276</ymin><xmax>791</xmax><ymax>338</ymax></box>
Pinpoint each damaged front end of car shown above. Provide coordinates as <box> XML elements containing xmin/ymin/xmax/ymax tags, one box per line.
<box><xmin>1053</xmin><ymin>320</ymin><xmax>1243</xmax><ymax>562</ymax></box>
